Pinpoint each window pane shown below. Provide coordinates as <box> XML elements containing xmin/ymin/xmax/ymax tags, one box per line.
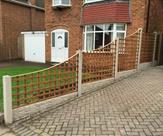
<box><xmin>116</xmin><ymin>24</ymin><xmax>126</xmax><ymax>31</ymax></box>
<box><xmin>62</xmin><ymin>0</ymin><xmax>70</xmax><ymax>4</ymax></box>
<box><xmin>104</xmin><ymin>32</ymin><xmax>113</xmax><ymax>45</ymax></box>
<box><xmin>36</xmin><ymin>0</ymin><xmax>45</xmax><ymax>8</ymax></box>
<box><xmin>86</xmin><ymin>33</ymin><xmax>94</xmax><ymax>51</ymax></box>
<box><xmin>64</xmin><ymin>32</ymin><xmax>68</xmax><ymax>48</ymax></box>
<box><xmin>85</xmin><ymin>0</ymin><xmax>104</xmax><ymax>3</ymax></box>
<box><xmin>16</xmin><ymin>0</ymin><xmax>28</xmax><ymax>3</ymax></box>
<box><xmin>95</xmin><ymin>32</ymin><xmax>103</xmax><ymax>49</ymax></box>
<box><xmin>117</xmin><ymin>33</ymin><xmax>125</xmax><ymax>53</ymax></box>
<box><xmin>117</xmin><ymin>33</ymin><xmax>125</xmax><ymax>39</ymax></box>
<box><xmin>95</xmin><ymin>25</ymin><xmax>104</xmax><ymax>31</ymax></box>
<box><xmin>105</xmin><ymin>24</ymin><xmax>113</xmax><ymax>31</ymax></box>
<box><xmin>86</xmin><ymin>25</ymin><xmax>94</xmax><ymax>31</ymax></box>
<box><xmin>54</xmin><ymin>0</ymin><xmax>60</xmax><ymax>4</ymax></box>
<box><xmin>52</xmin><ymin>33</ymin><xmax>55</xmax><ymax>47</ymax></box>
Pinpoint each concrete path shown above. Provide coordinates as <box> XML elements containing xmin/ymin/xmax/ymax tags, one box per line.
<box><xmin>10</xmin><ymin>67</ymin><xmax>163</xmax><ymax>136</ymax></box>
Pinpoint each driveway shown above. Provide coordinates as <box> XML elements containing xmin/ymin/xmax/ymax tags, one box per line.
<box><xmin>9</xmin><ymin>67</ymin><xmax>163</xmax><ymax>136</ymax></box>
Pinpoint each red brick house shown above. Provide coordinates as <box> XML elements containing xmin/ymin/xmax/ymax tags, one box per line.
<box><xmin>0</xmin><ymin>0</ymin><xmax>45</xmax><ymax>61</ymax></box>
<box><xmin>44</xmin><ymin>0</ymin><xmax>162</xmax><ymax>63</ymax></box>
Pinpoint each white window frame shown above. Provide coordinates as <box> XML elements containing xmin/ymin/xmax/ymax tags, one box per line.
<box><xmin>52</xmin><ymin>0</ymin><xmax>71</xmax><ymax>7</ymax></box>
<box><xmin>84</xmin><ymin>23</ymin><xmax>127</xmax><ymax>51</ymax></box>
<box><xmin>84</xmin><ymin>0</ymin><xmax>104</xmax><ymax>4</ymax></box>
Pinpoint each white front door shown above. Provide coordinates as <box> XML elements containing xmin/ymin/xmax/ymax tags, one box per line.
<box><xmin>51</xmin><ymin>30</ymin><xmax>68</xmax><ymax>62</ymax></box>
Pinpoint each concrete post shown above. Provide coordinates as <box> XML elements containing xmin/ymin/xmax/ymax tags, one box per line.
<box><xmin>77</xmin><ymin>50</ymin><xmax>83</xmax><ymax>97</ymax></box>
<box><xmin>137</xmin><ymin>28</ymin><xmax>143</xmax><ymax>70</ymax></box>
<box><xmin>152</xmin><ymin>32</ymin><xmax>158</xmax><ymax>66</ymax></box>
<box><xmin>3</xmin><ymin>75</ymin><xmax>13</xmax><ymax>125</ymax></box>
<box><xmin>114</xmin><ymin>39</ymin><xmax>119</xmax><ymax>78</ymax></box>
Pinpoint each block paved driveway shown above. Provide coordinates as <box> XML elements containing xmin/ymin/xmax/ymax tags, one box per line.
<box><xmin>10</xmin><ymin>67</ymin><xmax>163</xmax><ymax>136</ymax></box>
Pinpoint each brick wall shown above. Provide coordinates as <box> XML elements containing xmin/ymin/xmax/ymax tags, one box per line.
<box><xmin>127</xmin><ymin>0</ymin><xmax>147</xmax><ymax>34</ymax></box>
<box><xmin>45</xmin><ymin>0</ymin><xmax>161</xmax><ymax>63</ymax></box>
<box><xmin>45</xmin><ymin>0</ymin><xmax>83</xmax><ymax>62</ymax></box>
<box><xmin>127</xmin><ymin>0</ymin><xmax>163</xmax><ymax>33</ymax></box>
<box><xmin>0</xmin><ymin>0</ymin><xmax>2</xmax><ymax>44</ymax></box>
<box><xmin>148</xmin><ymin>0</ymin><xmax>163</xmax><ymax>32</ymax></box>
<box><xmin>0</xmin><ymin>0</ymin><xmax>45</xmax><ymax>61</ymax></box>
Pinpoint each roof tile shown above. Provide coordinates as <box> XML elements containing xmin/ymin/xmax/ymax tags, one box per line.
<box><xmin>81</xmin><ymin>2</ymin><xmax>131</xmax><ymax>25</ymax></box>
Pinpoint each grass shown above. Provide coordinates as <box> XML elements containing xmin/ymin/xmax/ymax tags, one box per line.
<box><xmin>0</xmin><ymin>66</ymin><xmax>46</xmax><ymax>112</ymax></box>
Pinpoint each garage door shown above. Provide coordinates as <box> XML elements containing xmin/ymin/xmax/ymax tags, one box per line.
<box><xmin>24</xmin><ymin>32</ymin><xmax>45</xmax><ymax>63</ymax></box>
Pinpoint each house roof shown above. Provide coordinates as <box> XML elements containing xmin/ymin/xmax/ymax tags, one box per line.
<box><xmin>81</xmin><ymin>2</ymin><xmax>131</xmax><ymax>25</ymax></box>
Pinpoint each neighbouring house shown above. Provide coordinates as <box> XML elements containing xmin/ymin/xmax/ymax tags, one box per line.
<box><xmin>147</xmin><ymin>0</ymin><xmax>163</xmax><ymax>65</ymax></box>
<box><xmin>44</xmin><ymin>0</ymin><xmax>163</xmax><ymax>63</ymax></box>
<box><xmin>148</xmin><ymin>0</ymin><xmax>163</xmax><ymax>32</ymax></box>
<box><xmin>0</xmin><ymin>0</ymin><xmax>45</xmax><ymax>61</ymax></box>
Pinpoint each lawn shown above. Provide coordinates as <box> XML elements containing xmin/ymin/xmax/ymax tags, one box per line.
<box><xmin>0</xmin><ymin>66</ymin><xmax>46</xmax><ymax>112</ymax></box>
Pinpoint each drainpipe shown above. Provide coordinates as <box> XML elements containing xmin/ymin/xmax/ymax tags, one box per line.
<box><xmin>30</xmin><ymin>8</ymin><xmax>33</xmax><ymax>30</ymax></box>
<box><xmin>128</xmin><ymin>0</ymin><xmax>132</xmax><ymax>23</ymax></box>
<box><xmin>146</xmin><ymin>0</ymin><xmax>150</xmax><ymax>32</ymax></box>
<box><xmin>29</xmin><ymin>0</ymin><xmax>36</xmax><ymax>30</ymax></box>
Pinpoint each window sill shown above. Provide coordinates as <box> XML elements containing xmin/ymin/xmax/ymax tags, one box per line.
<box><xmin>52</xmin><ymin>4</ymin><xmax>72</xmax><ymax>9</ymax></box>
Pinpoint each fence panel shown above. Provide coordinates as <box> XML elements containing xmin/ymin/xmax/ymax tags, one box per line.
<box><xmin>82</xmin><ymin>42</ymin><xmax>116</xmax><ymax>83</ymax></box>
<box><xmin>11</xmin><ymin>54</ymin><xmax>79</xmax><ymax>108</ymax></box>
<box><xmin>141</xmin><ymin>33</ymin><xmax>155</xmax><ymax>63</ymax></box>
<box><xmin>118</xmin><ymin>31</ymin><xmax>140</xmax><ymax>72</ymax></box>
<box><xmin>7</xmin><ymin>29</ymin><xmax>157</xmax><ymax>110</ymax></box>
<box><xmin>2</xmin><ymin>28</ymin><xmax>159</xmax><ymax>125</ymax></box>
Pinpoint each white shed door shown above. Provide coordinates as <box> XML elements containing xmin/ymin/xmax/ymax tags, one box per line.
<box><xmin>24</xmin><ymin>33</ymin><xmax>45</xmax><ymax>63</ymax></box>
